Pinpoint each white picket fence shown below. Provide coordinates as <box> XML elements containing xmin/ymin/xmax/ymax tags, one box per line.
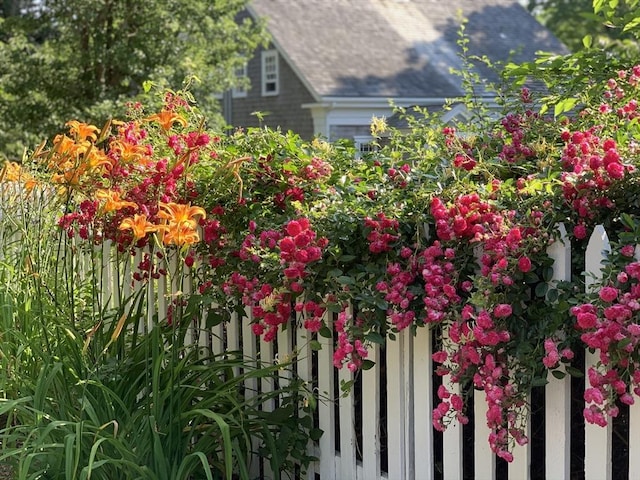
<box><xmin>57</xmin><ymin>223</ymin><xmax>640</xmax><ymax>479</ymax></box>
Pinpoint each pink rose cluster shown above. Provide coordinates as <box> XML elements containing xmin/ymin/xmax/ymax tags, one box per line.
<box><xmin>364</xmin><ymin>212</ymin><xmax>400</xmax><ymax>254</ymax></box>
<box><xmin>430</xmin><ymin>193</ymin><xmax>504</xmax><ymax>242</ymax></box>
<box><xmin>432</xmin><ymin>304</ymin><xmax>526</xmax><ymax>460</ymax></box>
<box><xmin>559</xmin><ymin>128</ymin><xmax>633</xmax><ymax>242</ymax></box>
<box><xmin>571</xmin><ymin>254</ymin><xmax>640</xmax><ymax>425</ymax></box>
<box><xmin>223</xmin><ymin>218</ymin><xmax>329</xmax><ymax>341</ymax></box>
<box><xmin>332</xmin><ymin>308</ymin><xmax>369</xmax><ymax>372</ymax></box>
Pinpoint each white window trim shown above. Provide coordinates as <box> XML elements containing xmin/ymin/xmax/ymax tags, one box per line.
<box><xmin>261</xmin><ymin>50</ymin><xmax>279</xmax><ymax>96</ymax></box>
<box><xmin>232</xmin><ymin>63</ymin><xmax>248</xmax><ymax>98</ymax></box>
<box><xmin>353</xmin><ymin>135</ymin><xmax>377</xmax><ymax>158</ymax></box>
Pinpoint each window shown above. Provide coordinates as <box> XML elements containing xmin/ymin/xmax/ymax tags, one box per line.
<box><xmin>232</xmin><ymin>64</ymin><xmax>248</xmax><ymax>98</ymax></box>
<box><xmin>354</xmin><ymin>135</ymin><xmax>378</xmax><ymax>158</ymax></box>
<box><xmin>261</xmin><ymin>50</ymin><xmax>279</xmax><ymax>96</ymax></box>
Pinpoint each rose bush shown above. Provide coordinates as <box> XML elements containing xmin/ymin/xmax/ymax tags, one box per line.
<box><xmin>7</xmin><ymin>55</ymin><xmax>640</xmax><ymax>462</ymax></box>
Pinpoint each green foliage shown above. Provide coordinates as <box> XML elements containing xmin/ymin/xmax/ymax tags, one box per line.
<box><xmin>0</xmin><ymin>182</ymin><xmax>316</xmax><ymax>479</ymax></box>
<box><xmin>0</xmin><ymin>0</ymin><xmax>268</xmax><ymax>160</ymax></box>
<box><xmin>514</xmin><ymin>0</ymin><xmax>640</xmax><ymax>116</ymax></box>
<box><xmin>6</xmin><ymin>0</ymin><xmax>640</xmax><ymax>464</ymax></box>
<box><xmin>526</xmin><ymin>0</ymin><xmax>640</xmax><ymax>52</ymax></box>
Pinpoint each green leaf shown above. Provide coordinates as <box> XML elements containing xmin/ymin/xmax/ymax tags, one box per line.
<box><xmin>582</xmin><ymin>34</ymin><xmax>593</xmax><ymax>48</ymax></box>
<box><xmin>327</xmin><ymin>268</ymin><xmax>343</xmax><ymax>277</ymax></box>
<box><xmin>617</xmin><ymin>337</ymin><xmax>632</xmax><ymax>350</ymax></box>
<box><xmin>552</xmin><ymin>370</ymin><xmax>567</xmax><ymax>380</ymax></box>
<box><xmin>554</xmin><ymin>98</ymin><xmax>578</xmax><ymax>117</ymax></box>
<box><xmin>340</xmin><ymin>379</ymin><xmax>355</xmax><ymax>394</ymax></box>
<box><xmin>531</xmin><ymin>377</ymin><xmax>548</xmax><ymax>387</ymax></box>
<box><xmin>309</xmin><ymin>340</ymin><xmax>322</xmax><ymax>351</ymax></box>
<box><xmin>337</xmin><ymin>276</ymin><xmax>355</xmax><ymax>285</ymax></box>
<box><xmin>620</xmin><ymin>212</ymin><xmax>636</xmax><ymax>230</ymax></box>
<box><xmin>326</xmin><ymin>303</ymin><xmax>343</xmax><ymax>313</ymax></box>
<box><xmin>309</xmin><ymin>428</ymin><xmax>324</xmax><ymax>441</ymax></box>
<box><xmin>365</xmin><ymin>332</ymin><xmax>385</xmax><ymax>345</ymax></box>
<box><xmin>535</xmin><ymin>282</ymin><xmax>548</xmax><ymax>298</ymax></box>
<box><xmin>565</xmin><ymin>366</ymin><xmax>585</xmax><ymax>378</ymax></box>
<box><xmin>319</xmin><ymin>326</ymin><xmax>333</xmax><ymax>338</ymax></box>
<box><xmin>623</xmin><ymin>16</ymin><xmax>640</xmax><ymax>32</ymax></box>
<box><xmin>542</xmin><ymin>267</ymin><xmax>554</xmax><ymax>283</ymax></box>
<box><xmin>205</xmin><ymin>309</ymin><xmax>224</xmax><ymax>328</ymax></box>
<box><xmin>361</xmin><ymin>360</ymin><xmax>376</xmax><ymax>371</ymax></box>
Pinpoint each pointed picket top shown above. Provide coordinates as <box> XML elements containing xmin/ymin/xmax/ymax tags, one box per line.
<box><xmin>547</xmin><ymin>223</ymin><xmax>571</xmax><ymax>282</ymax></box>
<box><xmin>585</xmin><ymin>224</ymin><xmax>611</xmax><ymax>292</ymax></box>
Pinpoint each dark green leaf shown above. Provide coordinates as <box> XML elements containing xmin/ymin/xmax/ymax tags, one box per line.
<box><xmin>535</xmin><ymin>282</ymin><xmax>548</xmax><ymax>298</ymax></box>
<box><xmin>531</xmin><ymin>377</ymin><xmax>549</xmax><ymax>387</ymax></box>
<box><xmin>319</xmin><ymin>326</ymin><xmax>333</xmax><ymax>339</ymax></box>
<box><xmin>565</xmin><ymin>366</ymin><xmax>585</xmax><ymax>378</ymax></box>
<box><xmin>361</xmin><ymin>360</ymin><xmax>376</xmax><ymax>370</ymax></box>
<box><xmin>365</xmin><ymin>332</ymin><xmax>385</xmax><ymax>345</ymax></box>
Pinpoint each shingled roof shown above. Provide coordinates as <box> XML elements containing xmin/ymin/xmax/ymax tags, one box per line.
<box><xmin>247</xmin><ymin>0</ymin><xmax>567</xmax><ymax>100</ymax></box>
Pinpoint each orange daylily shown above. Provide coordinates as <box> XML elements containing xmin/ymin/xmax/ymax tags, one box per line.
<box><xmin>157</xmin><ymin>202</ymin><xmax>206</xmax><ymax>246</ymax></box>
<box><xmin>86</xmin><ymin>148</ymin><xmax>112</xmax><ymax>171</ymax></box>
<box><xmin>0</xmin><ymin>161</ymin><xmax>23</xmax><ymax>182</ymax></box>
<box><xmin>0</xmin><ymin>161</ymin><xmax>38</xmax><ymax>190</ymax></box>
<box><xmin>110</xmin><ymin>139</ymin><xmax>152</xmax><ymax>165</ymax></box>
<box><xmin>66</xmin><ymin>121</ymin><xmax>99</xmax><ymax>143</ymax></box>
<box><xmin>50</xmin><ymin>163</ymin><xmax>91</xmax><ymax>186</ymax></box>
<box><xmin>158</xmin><ymin>202</ymin><xmax>206</xmax><ymax>229</ymax></box>
<box><xmin>119</xmin><ymin>214</ymin><xmax>160</xmax><ymax>240</ymax></box>
<box><xmin>161</xmin><ymin>223</ymin><xmax>201</xmax><ymax>246</ymax></box>
<box><xmin>95</xmin><ymin>189</ymin><xmax>138</xmax><ymax>213</ymax></box>
<box><xmin>145</xmin><ymin>109</ymin><xmax>188</xmax><ymax>132</ymax></box>
<box><xmin>51</xmin><ymin>134</ymin><xmax>85</xmax><ymax>160</ymax></box>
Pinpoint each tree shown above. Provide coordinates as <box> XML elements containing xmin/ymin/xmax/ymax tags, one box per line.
<box><xmin>525</xmin><ymin>0</ymin><xmax>640</xmax><ymax>53</ymax></box>
<box><xmin>508</xmin><ymin>0</ymin><xmax>640</xmax><ymax>115</ymax></box>
<box><xmin>0</xmin><ymin>0</ymin><xmax>267</xmax><ymax>160</ymax></box>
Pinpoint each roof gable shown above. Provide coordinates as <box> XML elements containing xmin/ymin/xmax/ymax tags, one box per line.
<box><xmin>247</xmin><ymin>0</ymin><xmax>567</xmax><ymax>99</ymax></box>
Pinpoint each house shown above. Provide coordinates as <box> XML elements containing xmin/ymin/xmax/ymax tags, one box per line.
<box><xmin>223</xmin><ymin>0</ymin><xmax>566</xmax><ymax>148</ymax></box>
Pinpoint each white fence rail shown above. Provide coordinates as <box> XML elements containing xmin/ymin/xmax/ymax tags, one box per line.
<box><xmin>52</xmin><ymin>222</ymin><xmax>640</xmax><ymax>479</ymax></box>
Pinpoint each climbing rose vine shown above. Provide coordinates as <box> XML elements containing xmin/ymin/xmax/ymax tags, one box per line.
<box><xmin>7</xmin><ymin>62</ymin><xmax>640</xmax><ymax>460</ymax></box>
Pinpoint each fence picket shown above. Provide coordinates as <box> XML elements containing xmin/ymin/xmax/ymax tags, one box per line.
<box><xmin>362</xmin><ymin>342</ymin><xmax>381</xmax><ymax>479</ymax></box>
<box><xmin>584</xmin><ymin>225</ymin><xmax>612</xmax><ymax>480</ymax></box>
<box><xmin>630</xmin><ymin>246</ymin><xmax>640</xmax><ymax>479</ymax></box>
<box><xmin>241</xmin><ymin>313</ymin><xmax>260</xmax><ymax>477</ymax></box>
<box><xmin>474</xmin><ymin>389</ymin><xmax>495</xmax><ymax>479</ymax></box>
<box><xmin>386</xmin><ymin>329</ymin><xmax>412</xmax><ymax>480</ymax></box>
<box><xmin>509</xmin><ymin>403</ymin><xmax>531</xmax><ymax>480</ymax></box>
<box><xmin>259</xmin><ymin>333</ymin><xmax>275</xmax><ymax>479</ymax></box>
<box><xmin>338</xmin><ymin>364</ymin><xmax>357</xmax><ymax>479</ymax></box>
<box><xmin>295</xmin><ymin>319</ymin><xmax>317</xmax><ymax>479</ymax></box>
<box><xmin>317</xmin><ymin>312</ymin><xmax>337</xmax><ymax>480</ymax></box>
<box><xmin>412</xmin><ymin>326</ymin><xmax>433</xmax><ymax>480</ymax></box>
<box><xmin>442</xmin><ymin>328</ymin><xmax>463</xmax><ymax>480</ymax></box>
<box><xmin>19</xmin><ymin>208</ymin><xmax>640</xmax><ymax>480</ymax></box>
<box><xmin>629</xmin><ymin>401</ymin><xmax>640</xmax><ymax>480</ymax></box>
<box><xmin>545</xmin><ymin>222</ymin><xmax>572</xmax><ymax>480</ymax></box>
<box><xmin>100</xmin><ymin>239</ymin><xmax>115</xmax><ymax>311</ymax></box>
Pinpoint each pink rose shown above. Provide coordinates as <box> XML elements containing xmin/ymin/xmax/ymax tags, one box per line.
<box><xmin>574</xmin><ymin>224</ymin><xmax>588</xmax><ymax>239</ymax></box>
<box><xmin>518</xmin><ymin>256</ymin><xmax>532</xmax><ymax>273</ymax></box>
<box><xmin>621</xmin><ymin>245</ymin><xmax>636</xmax><ymax>257</ymax></box>
<box><xmin>493</xmin><ymin>304</ymin><xmax>513</xmax><ymax>318</ymax></box>
<box><xmin>599</xmin><ymin>286</ymin><xmax>619</xmax><ymax>303</ymax></box>
<box><xmin>576</xmin><ymin>312</ymin><xmax>598</xmax><ymax>329</ymax></box>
